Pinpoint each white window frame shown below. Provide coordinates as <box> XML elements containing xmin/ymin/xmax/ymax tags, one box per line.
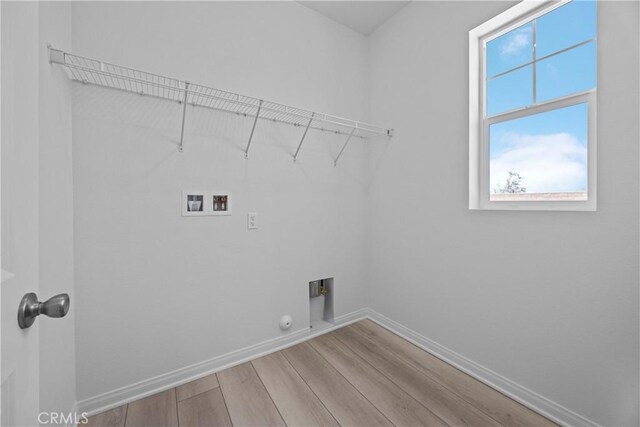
<box><xmin>469</xmin><ymin>0</ymin><xmax>597</xmax><ymax>211</ymax></box>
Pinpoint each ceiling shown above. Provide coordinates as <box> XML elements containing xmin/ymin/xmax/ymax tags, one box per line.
<box><xmin>299</xmin><ymin>1</ymin><xmax>410</xmax><ymax>36</ymax></box>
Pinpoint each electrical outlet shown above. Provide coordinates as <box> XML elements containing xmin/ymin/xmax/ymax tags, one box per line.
<box><xmin>247</xmin><ymin>212</ymin><xmax>258</xmax><ymax>229</ymax></box>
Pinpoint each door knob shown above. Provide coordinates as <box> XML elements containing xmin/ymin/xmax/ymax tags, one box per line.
<box><xmin>17</xmin><ymin>293</ymin><xmax>70</xmax><ymax>329</ymax></box>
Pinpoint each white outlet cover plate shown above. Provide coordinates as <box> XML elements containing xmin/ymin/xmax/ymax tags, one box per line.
<box><xmin>182</xmin><ymin>190</ymin><xmax>232</xmax><ymax>217</ymax></box>
<box><xmin>247</xmin><ymin>212</ymin><xmax>258</xmax><ymax>229</ymax></box>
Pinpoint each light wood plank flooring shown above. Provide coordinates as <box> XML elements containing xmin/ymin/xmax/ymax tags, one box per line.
<box><xmin>86</xmin><ymin>320</ymin><xmax>556</xmax><ymax>427</ymax></box>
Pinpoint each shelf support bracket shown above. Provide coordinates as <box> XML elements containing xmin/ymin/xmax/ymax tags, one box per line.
<box><xmin>48</xmin><ymin>46</ymin><xmax>65</xmax><ymax>65</ymax></box>
<box><xmin>178</xmin><ymin>82</ymin><xmax>190</xmax><ymax>152</ymax></box>
<box><xmin>334</xmin><ymin>128</ymin><xmax>356</xmax><ymax>167</ymax></box>
<box><xmin>293</xmin><ymin>113</ymin><xmax>315</xmax><ymax>162</ymax></box>
<box><xmin>244</xmin><ymin>100</ymin><xmax>263</xmax><ymax>158</ymax></box>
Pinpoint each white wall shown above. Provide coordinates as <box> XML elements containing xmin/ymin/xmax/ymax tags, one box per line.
<box><xmin>368</xmin><ymin>2</ymin><xmax>639</xmax><ymax>426</ymax></box>
<box><xmin>71</xmin><ymin>1</ymin><xmax>372</xmax><ymax>400</ymax></box>
<box><xmin>38</xmin><ymin>1</ymin><xmax>76</xmax><ymax>419</ymax></box>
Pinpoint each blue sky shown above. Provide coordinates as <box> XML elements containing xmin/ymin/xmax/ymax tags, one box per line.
<box><xmin>490</xmin><ymin>104</ymin><xmax>588</xmax><ymax>193</ymax></box>
<box><xmin>486</xmin><ymin>0</ymin><xmax>596</xmax><ymax>194</ymax></box>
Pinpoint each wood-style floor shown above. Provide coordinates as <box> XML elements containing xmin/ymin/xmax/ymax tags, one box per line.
<box><xmin>87</xmin><ymin>320</ymin><xmax>556</xmax><ymax>427</ymax></box>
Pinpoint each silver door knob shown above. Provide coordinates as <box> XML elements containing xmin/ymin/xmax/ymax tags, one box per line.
<box><xmin>18</xmin><ymin>293</ymin><xmax>70</xmax><ymax>329</ymax></box>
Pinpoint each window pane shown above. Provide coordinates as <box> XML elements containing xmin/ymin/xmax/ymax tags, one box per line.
<box><xmin>486</xmin><ymin>22</ymin><xmax>533</xmax><ymax>77</ymax></box>
<box><xmin>536</xmin><ymin>0</ymin><xmax>597</xmax><ymax>58</ymax></box>
<box><xmin>536</xmin><ymin>41</ymin><xmax>596</xmax><ymax>103</ymax></box>
<box><xmin>487</xmin><ymin>65</ymin><xmax>532</xmax><ymax>117</ymax></box>
<box><xmin>489</xmin><ymin>103</ymin><xmax>588</xmax><ymax>201</ymax></box>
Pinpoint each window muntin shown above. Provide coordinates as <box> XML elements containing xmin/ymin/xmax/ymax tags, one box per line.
<box><xmin>476</xmin><ymin>0</ymin><xmax>597</xmax><ymax>208</ymax></box>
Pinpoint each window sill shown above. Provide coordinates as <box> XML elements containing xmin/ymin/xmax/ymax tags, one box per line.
<box><xmin>470</xmin><ymin>199</ymin><xmax>596</xmax><ymax>211</ymax></box>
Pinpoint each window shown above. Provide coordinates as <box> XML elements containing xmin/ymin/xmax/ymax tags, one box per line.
<box><xmin>469</xmin><ymin>0</ymin><xmax>597</xmax><ymax>210</ymax></box>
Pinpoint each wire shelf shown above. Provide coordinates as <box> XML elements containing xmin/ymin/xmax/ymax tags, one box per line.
<box><xmin>50</xmin><ymin>47</ymin><xmax>392</xmax><ymax>161</ymax></box>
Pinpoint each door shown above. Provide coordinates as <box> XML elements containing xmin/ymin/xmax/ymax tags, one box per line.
<box><xmin>1</xmin><ymin>2</ymin><xmax>42</xmax><ymax>425</ymax></box>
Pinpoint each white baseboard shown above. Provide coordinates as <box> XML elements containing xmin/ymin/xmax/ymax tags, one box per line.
<box><xmin>77</xmin><ymin>308</ymin><xmax>368</xmax><ymax>417</ymax></box>
<box><xmin>366</xmin><ymin>309</ymin><xmax>600</xmax><ymax>427</ymax></box>
<box><xmin>66</xmin><ymin>402</ymin><xmax>86</xmax><ymax>427</ymax></box>
<box><xmin>77</xmin><ymin>307</ymin><xmax>599</xmax><ymax>427</ymax></box>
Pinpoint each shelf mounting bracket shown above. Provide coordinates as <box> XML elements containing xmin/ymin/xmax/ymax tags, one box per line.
<box><xmin>48</xmin><ymin>46</ymin><xmax>65</xmax><ymax>65</ymax></box>
<box><xmin>334</xmin><ymin>128</ymin><xmax>356</xmax><ymax>167</ymax></box>
<box><xmin>244</xmin><ymin>100</ymin><xmax>263</xmax><ymax>158</ymax></box>
<box><xmin>293</xmin><ymin>113</ymin><xmax>315</xmax><ymax>162</ymax></box>
<box><xmin>178</xmin><ymin>82</ymin><xmax>190</xmax><ymax>152</ymax></box>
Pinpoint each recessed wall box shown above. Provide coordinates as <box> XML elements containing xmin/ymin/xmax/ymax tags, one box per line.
<box><xmin>182</xmin><ymin>191</ymin><xmax>207</xmax><ymax>217</ymax></box>
<box><xmin>309</xmin><ymin>278</ymin><xmax>334</xmax><ymax>331</ymax></box>
<box><xmin>182</xmin><ymin>190</ymin><xmax>232</xmax><ymax>216</ymax></box>
<box><xmin>187</xmin><ymin>194</ymin><xmax>204</xmax><ymax>212</ymax></box>
<box><xmin>211</xmin><ymin>192</ymin><xmax>232</xmax><ymax>216</ymax></box>
<box><xmin>213</xmin><ymin>195</ymin><xmax>228</xmax><ymax>212</ymax></box>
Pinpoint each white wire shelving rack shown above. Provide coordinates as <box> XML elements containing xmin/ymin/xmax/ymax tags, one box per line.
<box><xmin>49</xmin><ymin>47</ymin><xmax>393</xmax><ymax>165</ymax></box>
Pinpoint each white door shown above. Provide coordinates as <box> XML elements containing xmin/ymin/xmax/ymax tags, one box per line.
<box><xmin>1</xmin><ymin>2</ymin><xmax>42</xmax><ymax>425</ymax></box>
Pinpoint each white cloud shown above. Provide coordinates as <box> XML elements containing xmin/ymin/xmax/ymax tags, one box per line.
<box><xmin>490</xmin><ymin>133</ymin><xmax>587</xmax><ymax>193</ymax></box>
<box><xmin>500</xmin><ymin>27</ymin><xmax>532</xmax><ymax>56</ymax></box>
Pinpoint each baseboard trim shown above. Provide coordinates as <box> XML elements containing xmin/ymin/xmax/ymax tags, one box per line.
<box><xmin>78</xmin><ymin>307</ymin><xmax>599</xmax><ymax>426</ymax></box>
<box><xmin>366</xmin><ymin>310</ymin><xmax>600</xmax><ymax>427</ymax></box>
<box><xmin>77</xmin><ymin>308</ymin><xmax>368</xmax><ymax>417</ymax></box>
<box><xmin>66</xmin><ymin>402</ymin><xmax>77</xmax><ymax>427</ymax></box>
